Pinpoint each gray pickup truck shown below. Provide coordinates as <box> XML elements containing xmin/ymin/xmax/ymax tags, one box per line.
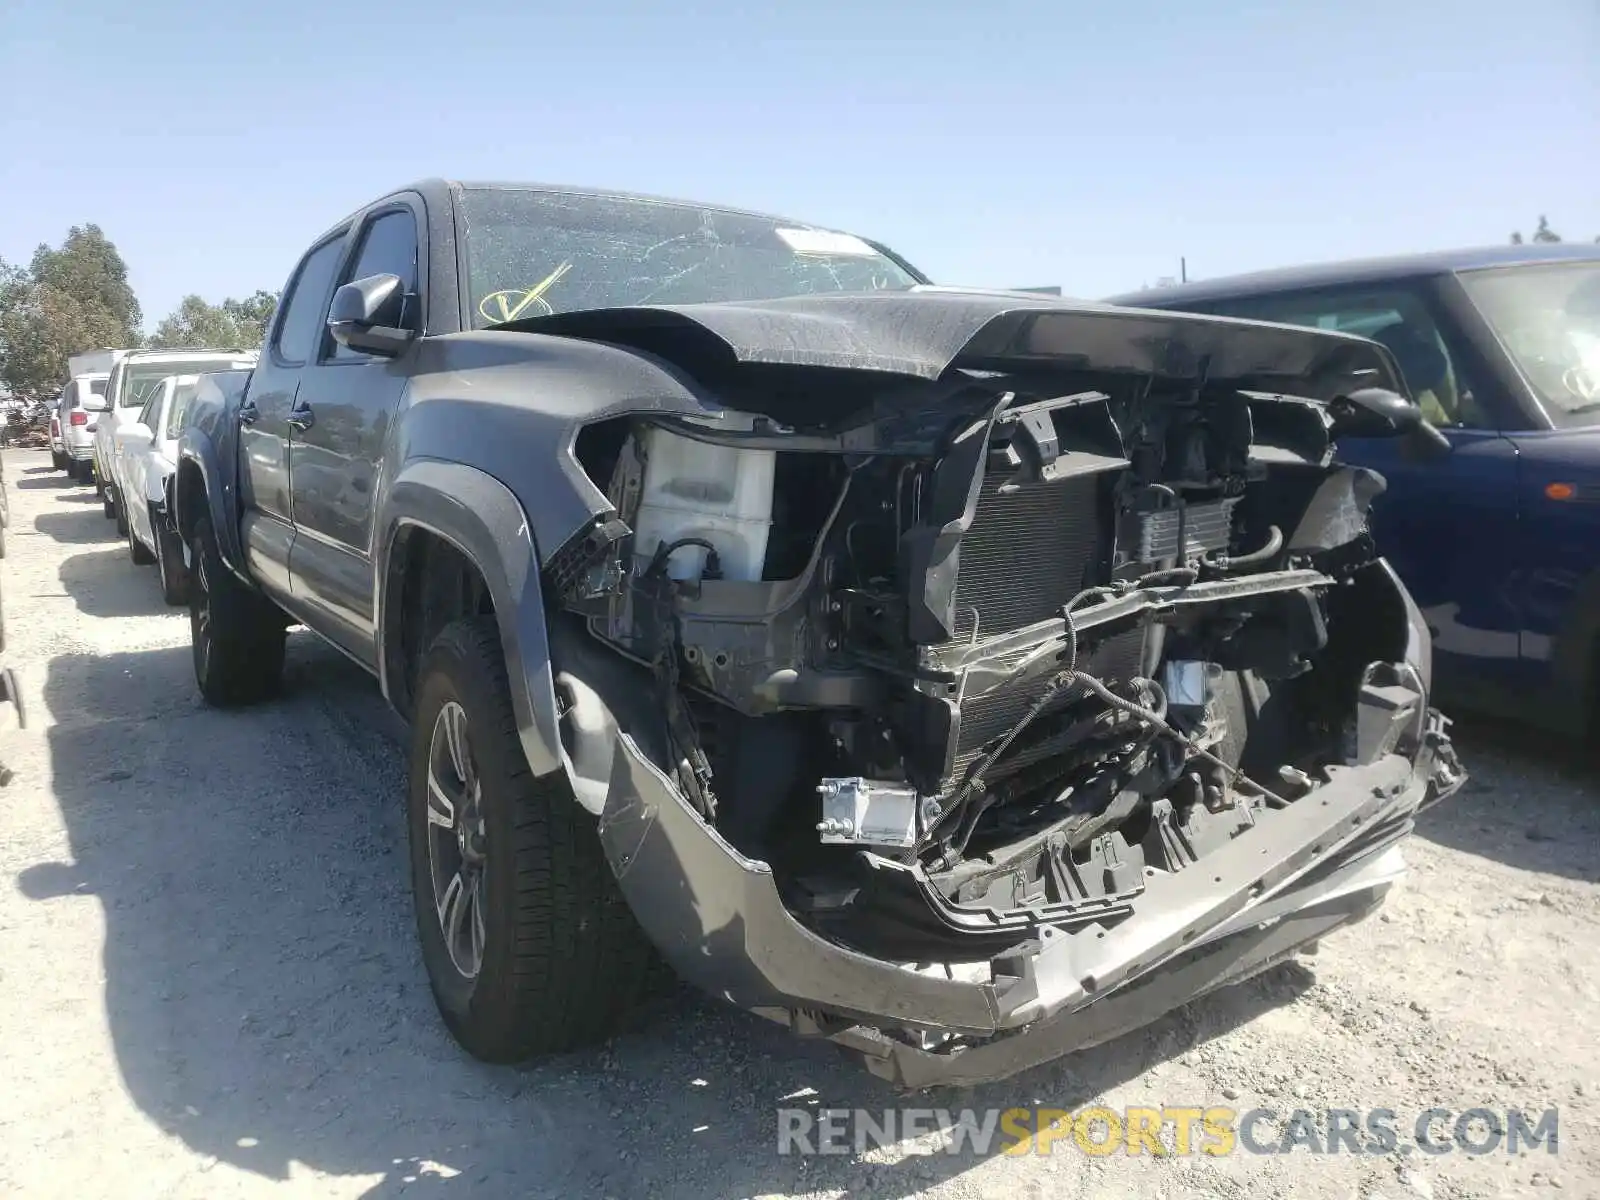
<box><xmin>177</xmin><ymin>179</ymin><xmax>1463</xmax><ymax>1087</ymax></box>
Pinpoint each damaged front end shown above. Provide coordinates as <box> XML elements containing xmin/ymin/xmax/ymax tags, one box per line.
<box><xmin>539</xmin><ymin>297</ymin><xmax>1465</xmax><ymax>1086</ymax></box>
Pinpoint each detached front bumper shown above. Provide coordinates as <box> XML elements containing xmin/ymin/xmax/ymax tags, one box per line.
<box><xmin>597</xmin><ymin>707</ymin><xmax>1462</xmax><ymax>1088</ymax></box>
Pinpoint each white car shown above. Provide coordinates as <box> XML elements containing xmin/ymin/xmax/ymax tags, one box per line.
<box><xmin>52</xmin><ymin>374</ymin><xmax>110</xmax><ymax>479</ymax></box>
<box><xmin>95</xmin><ymin>348</ymin><xmax>258</xmax><ymax>530</ymax></box>
<box><xmin>111</xmin><ymin>373</ymin><xmax>208</xmax><ymax>602</ymax></box>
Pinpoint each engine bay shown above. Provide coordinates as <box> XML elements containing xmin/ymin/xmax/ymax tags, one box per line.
<box><xmin>559</xmin><ymin>368</ymin><xmax>1418</xmax><ymax>963</ymax></box>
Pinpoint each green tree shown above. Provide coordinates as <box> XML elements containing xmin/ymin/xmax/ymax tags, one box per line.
<box><xmin>31</xmin><ymin>225</ymin><xmax>142</xmax><ymax>332</ymax></box>
<box><xmin>222</xmin><ymin>290</ymin><xmax>278</xmax><ymax>335</ymax></box>
<box><xmin>149</xmin><ymin>290</ymin><xmax>278</xmax><ymax>351</ymax></box>
<box><xmin>0</xmin><ymin>226</ymin><xmax>141</xmax><ymax>398</ymax></box>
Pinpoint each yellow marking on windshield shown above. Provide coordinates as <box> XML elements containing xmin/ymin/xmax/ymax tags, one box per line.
<box><xmin>478</xmin><ymin>261</ymin><xmax>574</xmax><ymax>324</ymax></box>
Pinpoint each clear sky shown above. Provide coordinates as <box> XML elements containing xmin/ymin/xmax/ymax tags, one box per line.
<box><xmin>2</xmin><ymin>0</ymin><xmax>1596</xmax><ymax>329</ymax></box>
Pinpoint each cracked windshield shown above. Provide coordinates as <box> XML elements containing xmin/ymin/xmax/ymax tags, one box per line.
<box><xmin>0</xmin><ymin>2</ymin><xmax>1595</xmax><ymax>1199</ymax></box>
<box><xmin>461</xmin><ymin>188</ymin><xmax>918</xmax><ymax>325</ymax></box>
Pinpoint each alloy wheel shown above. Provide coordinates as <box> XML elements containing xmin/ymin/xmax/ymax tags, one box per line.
<box><xmin>426</xmin><ymin>700</ymin><xmax>488</xmax><ymax>979</ymax></box>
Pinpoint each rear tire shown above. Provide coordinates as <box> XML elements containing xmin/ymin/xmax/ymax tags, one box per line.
<box><xmin>153</xmin><ymin>506</ymin><xmax>189</xmax><ymax>605</ymax></box>
<box><xmin>51</xmin><ymin>451</ymin><xmax>67</xmax><ymax>472</ymax></box>
<box><xmin>407</xmin><ymin>615</ymin><xmax>662</xmax><ymax>1063</ymax></box>
<box><xmin>189</xmin><ymin>515</ymin><xmax>286</xmax><ymax>706</ymax></box>
<box><xmin>111</xmin><ymin>487</ymin><xmax>129</xmax><ymax>537</ymax></box>
<box><xmin>126</xmin><ymin>513</ymin><xmax>155</xmax><ymax>565</ymax></box>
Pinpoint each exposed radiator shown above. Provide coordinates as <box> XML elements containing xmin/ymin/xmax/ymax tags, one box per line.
<box><xmin>951</xmin><ymin>626</ymin><xmax>1145</xmax><ymax>781</ymax></box>
<box><xmin>942</xmin><ymin>469</ymin><xmax>1133</xmax><ymax>783</ymax></box>
<box><xmin>950</xmin><ymin>474</ymin><xmax>1107</xmax><ymax>641</ymax></box>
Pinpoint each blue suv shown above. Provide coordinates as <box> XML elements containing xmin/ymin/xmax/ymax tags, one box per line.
<box><xmin>1110</xmin><ymin>244</ymin><xmax>1600</xmax><ymax>741</ymax></box>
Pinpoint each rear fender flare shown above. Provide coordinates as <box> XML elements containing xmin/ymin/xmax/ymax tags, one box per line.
<box><xmin>174</xmin><ymin>428</ymin><xmax>247</xmax><ymax>579</ymax></box>
<box><xmin>375</xmin><ymin>459</ymin><xmax>565</xmax><ymax>784</ymax></box>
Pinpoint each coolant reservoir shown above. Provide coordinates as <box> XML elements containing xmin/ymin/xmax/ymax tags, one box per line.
<box><xmin>633</xmin><ymin>420</ymin><xmax>775</xmax><ymax>582</ymax></box>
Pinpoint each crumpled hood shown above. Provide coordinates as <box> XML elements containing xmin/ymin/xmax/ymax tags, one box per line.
<box><xmin>511</xmin><ymin>288</ymin><xmax>1404</xmax><ymax>400</ymax></box>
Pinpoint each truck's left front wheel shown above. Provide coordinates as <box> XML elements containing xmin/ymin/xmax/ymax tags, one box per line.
<box><xmin>406</xmin><ymin>616</ymin><xmax>663</xmax><ymax>1064</ymax></box>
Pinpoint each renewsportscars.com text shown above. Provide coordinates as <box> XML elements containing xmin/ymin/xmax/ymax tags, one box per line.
<box><xmin>776</xmin><ymin>1105</ymin><xmax>1560</xmax><ymax>1158</ymax></box>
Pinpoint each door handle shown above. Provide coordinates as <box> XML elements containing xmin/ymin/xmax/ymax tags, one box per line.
<box><xmin>238</xmin><ymin>400</ymin><xmax>259</xmax><ymax>426</ymax></box>
<box><xmin>287</xmin><ymin>402</ymin><xmax>315</xmax><ymax>432</ymax></box>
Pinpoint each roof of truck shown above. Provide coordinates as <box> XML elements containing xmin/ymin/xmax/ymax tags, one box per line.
<box><xmin>316</xmin><ymin>178</ymin><xmax>896</xmax><ymax>247</ymax></box>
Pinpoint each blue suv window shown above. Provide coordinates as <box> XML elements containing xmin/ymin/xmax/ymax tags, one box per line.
<box><xmin>1203</xmin><ymin>288</ymin><xmax>1488</xmax><ymax>429</ymax></box>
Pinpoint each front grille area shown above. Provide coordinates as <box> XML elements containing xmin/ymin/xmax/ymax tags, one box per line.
<box><xmin>950</xmin><ymin>474</ymin><xmax>1107</xmax><ymax>641</ymax></box>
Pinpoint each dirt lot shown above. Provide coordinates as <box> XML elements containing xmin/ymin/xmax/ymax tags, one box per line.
<box><xmin>0</xmin><ymin>445</ymin><xmax>1595</xmax><ymax>1200</ymax></box>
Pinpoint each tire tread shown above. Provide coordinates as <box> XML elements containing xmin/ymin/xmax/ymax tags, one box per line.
<box><xmin>190</xmin><ymin>515</ymin><xmax>285</xmax><ymax>706</ymax></box>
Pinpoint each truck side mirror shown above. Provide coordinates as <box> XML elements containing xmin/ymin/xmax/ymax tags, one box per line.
<box><xmin>328</xmin><ymin>273</ymin><xmax>415</xmax><ymax>356</ymax></box>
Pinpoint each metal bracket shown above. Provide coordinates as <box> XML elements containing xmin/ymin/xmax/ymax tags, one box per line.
<box><xmin>816</xmin><ymin>778</ymin><xmax>922</xmax><ymax>849</ymax></box>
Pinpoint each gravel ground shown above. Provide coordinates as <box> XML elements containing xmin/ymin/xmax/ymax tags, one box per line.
<box><xmin>0</xmin><ymin>445</ymin><xmax>1595</xmax><ymax>1200</ymax></box>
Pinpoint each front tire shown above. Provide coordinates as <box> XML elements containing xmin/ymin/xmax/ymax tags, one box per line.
<box><xmin>110</xmin><ymin>486</ymin><xmax>129</xmax><ymax>536</ymax></box>
<box><xmin>189</xmin><ymin>515</ymin><xmax>286</xmax><ymax>706</ymax></box>
<box><xmin>407</xmin><ymin>615</ymin><xmax>661</xmax><ymax>1063</ymax></box>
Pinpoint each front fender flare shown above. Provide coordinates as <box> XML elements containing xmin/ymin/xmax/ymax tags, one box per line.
<box><xmin>376</xmin><ymin>458</ymin><xmax>565</xmax><ymax>784</ymax></box>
